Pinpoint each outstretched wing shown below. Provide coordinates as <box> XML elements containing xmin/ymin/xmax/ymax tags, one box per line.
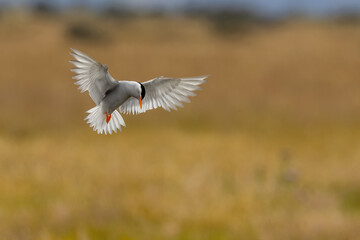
<box><xmin>119</xmin><ymin>76</ymin><xmax>208</xmax><ymax>115</ymax></box>
<box><xmin>70</xmin><ymin>48</ymin><xmax>118</xmax><ymax>105</ymax></box>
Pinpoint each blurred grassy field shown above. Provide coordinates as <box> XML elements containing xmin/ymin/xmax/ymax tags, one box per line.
<box><xmin>0</xmin><ymin>12</ymin><xmax>360</xmax><ymax>240</ymax></box>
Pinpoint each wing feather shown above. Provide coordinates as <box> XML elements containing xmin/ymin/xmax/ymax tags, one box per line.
<box><xmin>69</xmin><ymin>48</ymin><xmax>118</xmax><ymax>105</ymax></box>
<box><xmin>119</xmin><ymin>76</ymin><xmax>208</xmax><ymax>115</ymax></box>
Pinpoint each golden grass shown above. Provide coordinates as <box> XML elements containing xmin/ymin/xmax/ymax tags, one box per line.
<box><xmin>0</xmin><ymin>13</ymin><xmax>360</xmax><ymax>239</ymax></box>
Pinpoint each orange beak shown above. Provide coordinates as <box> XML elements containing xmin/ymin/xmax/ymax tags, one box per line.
<box><xmin>139</xmin><ymin>98</ymin><xmax>142</xmax><ymax>109</ymax></box>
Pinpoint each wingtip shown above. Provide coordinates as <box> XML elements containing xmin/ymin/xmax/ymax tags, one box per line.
<box><xmin>70</xmin><ymin>48</ymin><xmax>83</xmax><ymax>57</ymax></box>
<box><xmin>198</xmin><ymin>75</ymin><xmax>209</xmax><ymax>84</ymax></box>
<box><xmin>69</xmin><ymin>48</ymin><xmax>76</xmax><ymax>55</ymax></box>
<box><xmin>200</xmin><ymin>75</ymin><xmax>210</xmax><ymax>81</ymax></box>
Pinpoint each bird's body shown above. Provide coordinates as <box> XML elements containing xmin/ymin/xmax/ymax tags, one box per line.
<box><xmin>101</xmin><ymin>81</ymin><xmax>140</xmax><ymax>114</ymax></box>
<box><xmin>70</xmin><ymin>48</ymin><xmax>207</xmax><ymax>134</ymax></box>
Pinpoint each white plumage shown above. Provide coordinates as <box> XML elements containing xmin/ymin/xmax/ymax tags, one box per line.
<box><xmin>70</xmin><ymin>48</ymin><xmax>208</xmax><ymax>135</ymax></box>
<box><xmin>119</xmin><ymin>76</ymin><xmax>206</xmax><ymax>115</ymax></box>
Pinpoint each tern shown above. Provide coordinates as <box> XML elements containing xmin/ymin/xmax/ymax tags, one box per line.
<box><xmin>70</xmin><ymin>48</ymin><xmax>208</xmax><ymax>134</ymax></box>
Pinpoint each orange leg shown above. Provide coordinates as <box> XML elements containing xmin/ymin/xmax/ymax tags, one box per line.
<box><xmin>106</xmin><ymin>112</ymin><xmax>111</xmax><ymax>123</ymax></box>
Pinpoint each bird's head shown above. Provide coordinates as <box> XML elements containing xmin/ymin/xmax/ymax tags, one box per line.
<box><xmin>137</xmin><ymin>82</ymin><xmax>146</xmax><ymax>109</ymax></box>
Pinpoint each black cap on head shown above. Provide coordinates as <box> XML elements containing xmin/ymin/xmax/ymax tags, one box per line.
<box><xmin>138</xmin><ymin>82</ymin><xmax>146</xmax><ymax>100</ymax></box>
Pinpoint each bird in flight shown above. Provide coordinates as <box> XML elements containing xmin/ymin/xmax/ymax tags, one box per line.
<box><xmin>70</xmin><ymin>48</ymin><xmax>208</xmax><ymax>134</ymax></box>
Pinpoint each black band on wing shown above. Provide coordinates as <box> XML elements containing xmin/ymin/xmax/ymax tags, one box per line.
<box><xmin>138</xmin><ymin>82</ymin><xmax>146</xmax><ymax>100</ymax></box>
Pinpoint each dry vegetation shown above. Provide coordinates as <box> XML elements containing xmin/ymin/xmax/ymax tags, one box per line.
<box><xmin>0</xmin><ymin>11</ymin><xmax>360</xmax><ymax>240</ymax></box>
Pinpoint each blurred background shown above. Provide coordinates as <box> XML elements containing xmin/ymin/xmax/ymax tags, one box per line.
<box><xmin>0</xmin><ymin>0</ymin><xmax>360</xmax><ymax>239</ymax></box>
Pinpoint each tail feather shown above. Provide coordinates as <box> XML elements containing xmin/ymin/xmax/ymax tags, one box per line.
<box><xmin>85</xmin><ymin>106</ymin><xmax>126</xmax><ymax>135</ymax></box>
